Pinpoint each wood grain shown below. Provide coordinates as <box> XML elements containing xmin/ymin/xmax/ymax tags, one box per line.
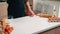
<box><xmin>38</xmin><ymin>26</ymin><xmax>60</xmax><ymax>34</ymax></box>
<box><xmin>0</xmin><ymin>2</ymin><xmax>8</xmax><ymax>19</ymax></box>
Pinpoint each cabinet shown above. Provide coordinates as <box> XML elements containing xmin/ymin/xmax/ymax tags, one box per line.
<box><xmin>38</xmin><ymin>26</ymin><xmax>60</xmax><ymax>34</ymax></box>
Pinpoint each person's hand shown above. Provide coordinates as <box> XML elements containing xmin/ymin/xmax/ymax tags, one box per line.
<box><xmin>29</xmin><ymin>10</ymin><xmax>35</xmax><ymax>16</ymax></box>
<box><xmin>26</xmin><ymin>10</ymin><xmax>35</xmax><ymax>16</ymax></box>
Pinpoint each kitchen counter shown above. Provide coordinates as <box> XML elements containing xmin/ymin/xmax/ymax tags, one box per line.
<box><xmin>7</xmin><ymin>16</ymin><xmax>60</xmax><ymax>34</ymax></box>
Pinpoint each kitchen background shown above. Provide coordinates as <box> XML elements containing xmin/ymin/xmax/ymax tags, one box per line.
<box><xmin>33</xmin><ymin>0</ymin><xmax>60</xmax><ymax>18</ymax></box>
<box><xmin>0</xmin><ymin>0</ymin><xmax>60</xmax><ymax>18</ymax></box>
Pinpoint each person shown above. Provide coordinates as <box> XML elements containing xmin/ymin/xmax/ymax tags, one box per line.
<box><xmin>7</xmin><ymin>0</ymin><xmax>34</xmax><ymax>19</ymax></box>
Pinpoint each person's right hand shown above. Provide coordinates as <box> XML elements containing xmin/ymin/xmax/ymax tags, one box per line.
<box><xmin>26</xmin><ymin>10</ymin><xmax>35</xmax><ymax>16</ymax></box>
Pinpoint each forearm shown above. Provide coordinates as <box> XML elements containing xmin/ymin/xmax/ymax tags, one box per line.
<box><xmin>25</xmin><ymin>0</ymin><xmax>34</xmax><ymax>16</ymax></box>
<box><xmin>26</xmin><ymin>1</ymin><xmax>32</xmax><ymax>11</ymax></box>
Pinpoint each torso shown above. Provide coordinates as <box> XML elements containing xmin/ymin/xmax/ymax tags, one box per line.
<box><xmin>7</xmin><ymin>0</ymin><xmax>26</xmax><ymax>18</ymax></box>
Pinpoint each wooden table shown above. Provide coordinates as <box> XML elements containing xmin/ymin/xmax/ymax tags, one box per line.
<box><xmin>38</xmin><ymin>26</ymin><xmax>60</xmax><ymax>34</ymax></box>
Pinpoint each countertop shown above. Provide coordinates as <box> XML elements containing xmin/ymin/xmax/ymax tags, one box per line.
<box><xmin>6</xmin><ymin>16</ymin><xmax>60</xmax><ymax>34</ymax></box>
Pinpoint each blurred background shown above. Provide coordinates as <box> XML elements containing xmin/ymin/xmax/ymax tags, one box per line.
<box><xmin>33</xmin><ymin>0</ymin><xmax>60</xmax><ymax>17</ymax></box>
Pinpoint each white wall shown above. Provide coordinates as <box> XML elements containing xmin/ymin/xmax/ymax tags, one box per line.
<box><xmin>58</xmin><ymin>5</ymin><xmax>60</xmax><ymax>18</ymax></box>
<box><xmin>33</xmin><ymin>0</ymin><xmax>38</xmax><ymax>10</ymax></box>
<box><xmin>29</xmin><ymin>0</ymin><xmax>33</xmax><ymax>5</ymax></box>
